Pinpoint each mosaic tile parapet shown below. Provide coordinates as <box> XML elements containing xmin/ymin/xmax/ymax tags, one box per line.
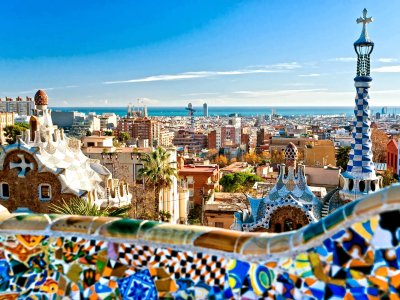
<box><xmin>0</xmin><ymin>184</ymin><xmax>399</xmax><ymax>298</ymax></box>
<box><xmin>0</xmin><ymin>185</ymin><xmax>398</xmax><ymax>259</ymax></box>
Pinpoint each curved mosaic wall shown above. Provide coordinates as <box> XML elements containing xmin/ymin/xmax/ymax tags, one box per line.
<box><xmin>0</xmin><ymin>184</ymin><xmax>400</xmax><ymax>299</ymax></box>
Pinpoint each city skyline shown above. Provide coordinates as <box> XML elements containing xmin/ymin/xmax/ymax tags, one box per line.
<box><xmin>1</xmin><ymin>1</ymin><xmax>400</xmax><ymax>107</ymax></box>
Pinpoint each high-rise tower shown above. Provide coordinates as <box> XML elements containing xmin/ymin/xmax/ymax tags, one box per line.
<box><xmin>203</xmin><ymin>102</ymin><xmax>208</xmax><ymax>117</ymax></box>
<box><xmin>340</xmin><ymin>9</ymin><xmax>381</xmax><ymax>200</ymax></box>
<box><xmin>185</xmin><ymin>103</ymin><xmax>196</xmax><ymax>131</ymax></box>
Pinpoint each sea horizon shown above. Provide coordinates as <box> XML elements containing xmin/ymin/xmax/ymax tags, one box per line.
<box><xmin>50</xmin><ymin>106</ymin><xmax>400</xmax><ymax>117</ymax></box>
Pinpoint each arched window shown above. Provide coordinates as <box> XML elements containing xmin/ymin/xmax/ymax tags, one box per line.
<box><xmin>284</xmin><ymin>219</ymin><xmax>294</xmax><ymax>232</ymax></box>
<box><xmin>39</xmin><ymin>184</ymin><xmax>52</xmax><ymax>201</ymax></box>
<box><xmin>274</xmin><ymin>223</ymin><xmax>282</xmax><ymax>233</ymax></box>
<box><xmin>359</xmin><ymin>180</ymin><xmax>366</xmax><ymax>192</ymax></box>
<box><xmin>371</xmin><ymin>180</ymin><xmax>376</xmax><ymax>192</ymax></box>
<box><xmin>0</xmin><ymin>182</ymin><xmax>9</xmax><ymax>199</ymax></box>
<box><xmin>349</xmin><ymin>179</ymin><xmax>354</xmax><ymax>191</ymax></box>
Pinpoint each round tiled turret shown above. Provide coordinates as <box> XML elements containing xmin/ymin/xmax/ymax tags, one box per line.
<box><xmin>34</xmin><ymin>90</ymin><xmax>48</xmax><ymax>106</ymax></box>
<box><xmin>285</xmin><ymin>142</ymin><xmax>298</xmax><ymax>161</ymax></box>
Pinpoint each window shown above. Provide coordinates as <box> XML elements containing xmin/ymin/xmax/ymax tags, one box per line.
<box><xmin>215</xmin><ymin>222</ymin><xmax>224</xmax><ymax>228</ymax></box>
<box><xmin>284</xmin><ymin>219</ymin><xmax>294</xmax><ymax>232</ymax></box>
<box><xmin>349</xmin><ymin>179</ymin><xmax>354</xmax><ymax>191</ymax></box>
<box><xmin>359</xmin><ymin>180</ymin><xmax>366</xmax><ymax>192</ymax></box>
<box><xmin>135</xmin><ymin>164</ymin><xmax>143</xmax><ymax>184</ymax></box>
<box><xmin>0</xmin><ymin>183</ymin><xmax>9</xmax><ymax>199</ymax></box>
<box><xmin>187</xmin><ymin>176</ymin><xmax>194</xmax><ymax>184</ymax></box>
<box><xmin>371</xmin><ymin>180</ymin><xmax>376</xmax><ymax>192</ymax></box>
<box><xmin>39</xmin><ymin>184</ymin><xmax>52</xmax><ymax>201</ymax></box>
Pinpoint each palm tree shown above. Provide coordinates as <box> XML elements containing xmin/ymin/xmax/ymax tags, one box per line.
<box><xmin>336</xmin><ymin>146</ymin><xmax>351</xmax><ymax>170</ymax></box>
<box><xmin>139</xmin><ymin>147</ymin><xmax>177</xmax><ymax>217</ymax></box>
<box><xmin>49</xmin><ymin>197</ymin><xmax>131</xmax><ymax>217</ymax></box>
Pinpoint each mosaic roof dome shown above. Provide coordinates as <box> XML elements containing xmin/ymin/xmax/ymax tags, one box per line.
<box><xmin>285</xmin><ymin>142</ymin><xmax>298</xmax><ymax>161</ymax></box>
<box><xmin>34</xmin><ymin>90</ymin><xmax>48</xmax><ymax>106</ymax></box>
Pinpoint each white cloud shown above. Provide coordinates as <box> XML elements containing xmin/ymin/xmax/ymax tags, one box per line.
<box><xmin>373</xmin><ymin>65</ymin><xmax>400</xmax><ymax>73</ymax></box>
<box><xmin>104</xmin><ymin>70</ymin><xmax>276</xmax><ymax>84</ymax></box>
<box><xmin>328</xmin><ymin>57</ymin><xmax>357</xmax><ymax>62</ymax></box>
<box><xmin>372</xmin><ymin>89</ymin><xmax>400</xmax><ymax>94</ymax></box>
<box><xmin>103</xmin><ymin>63</ymin><xmax>301</xmax><ymax>85</ymax></box>
<box><xmin>17</xmin><ymin>85</ymin><xmax>79</xmax><ymax>94</ymax></box>
<box><xmin>233</xmin><ymin>88</ymin><xmax>328</xmax><ymax>97</ymax></box>
<box><xmin>271</xmin><ymin>62</ymin><xmax>301</xmax><ymax>70</ymax></box>
<box><xmin>378</xmin><ymin>58</ymin><xmax>399</xmax><ymax>63</ymax></box>
<box><xmin>138</xmin><ymin>97</ymin><xmax>160</xmax><ymax>105</ymax></box>
<box><xmin>182</xmin><ymin>92</ymin><xmax>219</xmax><ymax>96</ymax></box>
<box><xmin>298</xmin><ymin>73</ymin><xmax>321</xmax><ymax>77</ymax></box>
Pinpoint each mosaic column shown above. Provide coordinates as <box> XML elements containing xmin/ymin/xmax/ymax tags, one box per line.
<box><xmin>340</xmin><ymin>9</ymin><xmax>381</xmax><ymax>200</ymax></box>
<box><xmin>347</xmin><ymin>81</ymin><xmax>374</xmax><ymax>175</ymax></box>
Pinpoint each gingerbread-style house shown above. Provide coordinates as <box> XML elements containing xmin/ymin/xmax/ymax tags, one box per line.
<box><xmin>232</xmin><ymin>143</ymin><xmax>323</xmax><ymax>232</ymax></box>
<box><xmin>0</xmin><ymin>90</ymin><xmax>131</xmax><ymax>213</ymax></box>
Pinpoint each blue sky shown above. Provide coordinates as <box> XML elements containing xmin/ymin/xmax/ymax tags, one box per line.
<box><xmin>1</xmin><ymin>0</ymin><xmax>400</xmax><ymax>107</ymax></box>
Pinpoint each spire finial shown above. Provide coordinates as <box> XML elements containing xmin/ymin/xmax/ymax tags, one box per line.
<box><xmin>356</xmin><ymin>8</ymin><xmax>373</xmax><ymax>40</ymax></box>
<box><xmin>357</xmin><ymin>8</ymin><xmax>373</xmax><ymax>26</ymax></box>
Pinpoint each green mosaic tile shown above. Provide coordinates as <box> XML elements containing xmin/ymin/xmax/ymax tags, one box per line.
<box><xmin>323</xmin><ymin>207</ymin><xmax>345</xmax><ymax>230</ymax></box>
<box><xmin>101</xmin><ymin>219</ymin><xmax>143</xmax><ymax>237</ymax></box>
<box><xmin>0</xmin><ymin>214</ymin><xmax>50</xmax><ymax>231</ymax></box>
<box><xmin>344</xmin><ymin>200</ymin><xmax>358</xmax><ymax>217</ymax></box>
<box><xmin>302</xmin><ymin>221</ymin><xmax>325</xmax><ymax>243</ymax></box>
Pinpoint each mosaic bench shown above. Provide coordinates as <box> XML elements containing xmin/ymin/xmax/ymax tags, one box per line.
<box><xmin>0</xmin><ymin>184</ymin><xmax>400</xmax><ymax>299</ymax></box>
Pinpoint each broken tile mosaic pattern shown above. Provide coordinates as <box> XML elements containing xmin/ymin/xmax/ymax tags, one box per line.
<box><xmin>0</xmin><ymin>185</ymin><xmax>399</xmax><ymax>299</ymax></box>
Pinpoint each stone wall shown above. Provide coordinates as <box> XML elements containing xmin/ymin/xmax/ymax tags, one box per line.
<box><xmin>0</xmin><ymin>184</ymin><xmax>399</xmax><ymax>299</ymax></box>
<box><xmin>0</xmin><ymin>150</ymin><xmax>75</xmax><ymax>213</ymax></box>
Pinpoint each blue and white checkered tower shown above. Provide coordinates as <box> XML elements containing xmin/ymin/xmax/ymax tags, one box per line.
<box><xmin>340</xmin><ymin>9</ymin><xmax>382</xmax><ymax>200</ymax></box>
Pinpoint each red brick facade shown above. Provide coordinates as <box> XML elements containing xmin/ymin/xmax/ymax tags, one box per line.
<box><xmin>178</xmin><ymin>164</ymin><xmax>220</xmax><ymax>206</ymax></box>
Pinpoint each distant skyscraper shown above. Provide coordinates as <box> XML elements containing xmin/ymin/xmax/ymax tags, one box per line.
<box><xmin>185</xmin><ymin>102</ymin><xmax>196</xmax><ymax>131</ymax></box>
<box><xmin>203</xmin><ymin>102</ymin><xmax>208</xmax><ymax>117</ymax></box>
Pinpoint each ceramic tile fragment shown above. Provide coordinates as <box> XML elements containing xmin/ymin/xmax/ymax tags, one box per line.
<box><xmin>0</xmin><ymin>187</ymin><xmax>399</xmax><ymax>299</ymax></box>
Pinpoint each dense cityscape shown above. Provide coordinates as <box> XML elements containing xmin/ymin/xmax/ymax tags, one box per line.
<box><xmin>0</xmin><ymin>2</ymin><xmax>400</xmax><ymax>299</ymax></box>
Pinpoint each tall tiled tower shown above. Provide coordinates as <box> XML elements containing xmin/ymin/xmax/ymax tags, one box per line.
<box><xmin>340</xmin><ymin>9</ymin><xmax>382</xmax><ymax>200</ymax></box>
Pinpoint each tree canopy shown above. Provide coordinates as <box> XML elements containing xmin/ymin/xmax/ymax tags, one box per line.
<box><xmin>139</xmin><ymin>147</ymin><xmax>177</xmax><ymax>216</ymax></box>
<box><xmin>214</xmin><ymin>154</ymin><xmax>228</xmax><ymax>167</ymax></box>
<box><xmin>381</xmin><ymin>169</ymin><xmax>399</xmax><ymax>187</ymax></box>
<box><xmin>219</xmin><ymin>172</ymin><xmax>264</xmax><ymax>193</ymax></box>
<box><xmin>118</xmin><ymin>132</ymin><xmax>131</xmax><ymax>144</ymax></box>
<box><xmin>336</xmin><ymin>146</ymin><xmax>351</xmax><ymax>170</ymax></box>
<box><xmin>371</xmin><ymin>128</ymin><xmax>389</xmax><ymax>163</ymax></box>
<box><xmin>49</xmin><ymin>197</ymin><xmax>131</xmax><ymax>217</ymax></box>
<box><xmin>3</xmin><ymin>123</ymin><xmax>29</xmax><ymax>144</ymax></box>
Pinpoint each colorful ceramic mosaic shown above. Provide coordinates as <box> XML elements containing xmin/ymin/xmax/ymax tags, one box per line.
<box><xmin>0</xmin><ymin>184</ymin><xmax>399</xmax><ymax>299</ymax></box>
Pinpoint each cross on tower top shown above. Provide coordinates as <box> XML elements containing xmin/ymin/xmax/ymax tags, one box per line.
<box><xmin>356</xmin><ymin>8</ymin><xmax>373</xmax><ymax>42</ymax></box>
<box><xmin>356</xmin><ymin>8</ymin><xmax>373</xmax><ymax>26</ymax></box>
